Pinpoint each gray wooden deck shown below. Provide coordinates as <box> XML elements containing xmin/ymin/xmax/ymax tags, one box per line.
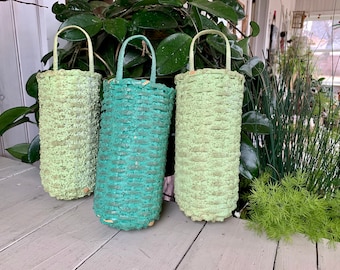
<box><xmin>0</xmin><ymin>156</ymin><xmax>339</xmax><ymax>270</ymax></box>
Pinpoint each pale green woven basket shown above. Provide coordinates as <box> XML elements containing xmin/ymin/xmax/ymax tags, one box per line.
<box><xmin>174</xmin><ymin>30</ymin><xmax>245</xmax><ymax>221</ymax></box>
<box><xmin>37</xmin><ymin>25</ymin><xmax>102</xmax><ymax>200</ymax></box>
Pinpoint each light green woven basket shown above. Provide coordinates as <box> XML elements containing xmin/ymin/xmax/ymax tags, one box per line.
<box><xmin>37</xmin><ymin>25</ymin><xmax>102</xmax><ymax>200</ymax></box>
<box><xmin>174</xmin><ymin>30</ymin><xmax>245</xmax><ymax>221</ymax></box>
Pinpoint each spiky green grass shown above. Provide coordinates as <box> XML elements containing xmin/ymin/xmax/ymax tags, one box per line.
<box><xmin>247</xmin><ymin>172</ymin><xmax>340</xmax><ymax>243</ymax></box>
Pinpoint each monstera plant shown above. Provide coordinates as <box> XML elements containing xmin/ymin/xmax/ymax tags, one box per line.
<box><xmin>0</xmin><ymin>0</ymin><xmax>269</xmax><ymax>180</ymax></box>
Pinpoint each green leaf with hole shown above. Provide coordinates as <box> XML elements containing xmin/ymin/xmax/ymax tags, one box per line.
<box><xmin>156</xmin><ymin>33</ymin><xmax>192</xmax><ymax>75</ymax></box>
<box><xmin>0</xmin><ymin>107</ymin><xmax>32</xmax><ymax>136</ymax></box>
<box><xmin>59</xmin><ymin>14</ymin><xmax>103</xmax><ymax>41</ymax></box>
<box><xmin>242</xmin><ymin>111</ymin><xmax>271</xmax><ymax>134</ymax></box>
<box><xmin>189</xmin><ymin>0</ymin><xmax>238</xmax><ymax>23</ymax></box>
<box><xmin>132</xmin><ymin>10</ymin><xmax>178</xmax><ymax>29</ymax></box>
<box><xmin>103</xmin><ymin>18</ymin><xmax>128</xmax><ymax>42</ymax></box>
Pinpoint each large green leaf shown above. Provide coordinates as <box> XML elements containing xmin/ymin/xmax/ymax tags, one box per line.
<box><xmin>191</xmin><ymin>6</ymin><xmax>203</xmax><ymax>31</ymax></box>
<box><xmin>128</xmin><ymin>64</ymin><xmax>144</xmax><ymax>78</ymax></box>
<box><xmin>221</xmin><ymin>0</ymin><xmax>245</xmax><ymax>20</ymax></box>
<box><xmin>0</xmin><ymin>107</ymin><xmax>32</xmax><ymax>136</ymax></box>
<box><xmin>103</xmin><ymin>5</ymin><xmax>126</xmax><ymax>17</ymax></box>
<box><xmin>52</xmin><ymin>3</ymin><xmax>74</xmax><ymax>22</ymax></box>
<box><xmin>133</xmin><ymin>0</ymin><xmax>159</xmax><ymax>7</ymax></box>
<box><xmin>239</xmin><ymin>57</ymin><xmax>265</xmax><ymax>77</ymax></box>
<box><xmin>206</xmin><ymin>34</ymin><xmax>227</xmax><ymax>54</ymax></box>
<box><xmin>231</xmin><ymin>42</ymin><xmax>244</xmax><ymax>60</ymax></box>
<box><xmin>41</xmin><ymin>51</ymin><xmax>53</xmax><ymax>65</ymax></box>
<box><xmin>65</xmin><ymin>0</ymin><xmax>92</xmax><ymax>11</ymax></box>
<box><xmin>189</xmin><ymin>0</ymin><xmax>238</xmax><ymax>23</ymax></box>
<box><xmin>103</xmin><ymin>18</ymin><xmax>128</xmax><ymax>42</ymax></box>
<box><xmin>242</xmin><ymin>111</ymin><xmax>271</xmax><ymax>134</ymax></box>
<box><xmin>89</xmin><ymin>1</ymin><xmax>110</xmax><ymax>10</ymax></box>
<box><xmin>52</xmin><ymin>2</ymin><xmax>67</xmax><ymax>15</ymax></box>
<box><xmin>97</xmin><ymin>41</ymin><xmax>116</xmax><ymax>76</ymax></box>
<box><xmin>158</xmin><ymin>0</ymin><xmax>184</xmax><ymax>7</ymax></box>
<box><xmin>123</xmin><ymin>50</ymin><xmax>149</xmax><ymax>69</ymax></box>
<box><xmin>116</xmin><ymin>0</ymin><xmax>135</xmax><ymax>7</ymax></box>
<box><xmin>132</xmin><ymin>10</ymin><xmax>178</xmax><ymax>29</ymax></box>
<box><xmin>200</xmin><ymin>15</ymin><xmax>219</xmax><ymax>30</ymax></box>
<box><xmin>1</xmin><ymin>117</ymin><xmax>31</xmax><ymax>137</ymax></box>
<box><xmin>26</xmin><ymin>135</ymin><xmax>40</xmax><ymax>163</ymax></box>
<box><xmin>6</xmin><ymin>132</ymin><xmax>40</xmax><ymax>163</ymax></box>
<box><xmin>207</xmin><ymin>36</ymin><xmax>244</xmax><ymax>61</ymax></box>
<box><xmin>6</xmin><ymin>143</ymin><xmax>29</xmax><ymax>161</ymax></box>
<box><xmin>59</xmin><ymin>14</ymin><xmax>103</xmax><ymax>41</ymax></box>
<box><xmin>26</xmin><ymin>72</ymin><xmax>38</xmax><ymax>99</ymax></box>
<box><xmin>156</xmin><ymin>33</ymin><xmax>192</xmax><ymax>75</ymax></box>
<box><xmin>239</xmin><ymin>141</ymin><xmax>260</xmax><ymax>179</ymax></box>
<box><xmin>236</xmin><ymin>38</ymin><xmax>248</xmax><ymax>57</ymax></box>
<box><xmin>249</xmin><ymin>21</ymin><xmax>260</xmax><ymax>37</ymax></box>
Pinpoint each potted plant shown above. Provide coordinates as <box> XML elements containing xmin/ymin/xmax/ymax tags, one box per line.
<box><xmin>0</xmin><ymin>0</ymin><xmax>269</xmax><ymax>181</ymax></box>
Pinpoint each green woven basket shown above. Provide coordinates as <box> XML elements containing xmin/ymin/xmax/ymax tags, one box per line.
<box><xmin>174</xmin><ymin>30</ymin><xmax>245</xmax><ymax>221</ymax></box>
<box><xmin>93</xmin><ymin>35</ymin><xmax>175</xmax><ymax>230</ymax></box>
<box><xmin>37</xmin><ymin>25</ymin><xmax>102</xmax><ymax>200</ymax></box>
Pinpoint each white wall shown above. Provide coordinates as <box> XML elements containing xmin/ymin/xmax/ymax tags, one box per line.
<box><xmin>250</xmin><ymin>0</ymin><xmax>270</xmax><ymax>60</ymax></box>
<box><xmin>250</xmin><ymin>0</ymin><xmax>296</xmax><ymax>61</ymax></box>
<box><xmin>295</xmin><ymin>0</ymin><xmax>340</xmax><ymax>14</ymax></box>
<box><xmin>0</xmin><ymin>0</ymin><xmax>62</xmax><ymax>157</ymax></box>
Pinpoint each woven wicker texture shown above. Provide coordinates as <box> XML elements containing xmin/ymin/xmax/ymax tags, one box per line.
<box><xmin>94</xmin><ymin>35</ymin><xmax>175</xmax><ymax>230</ymax></box>
<box><xmin>174</xmin><ymin>30</ymin><xmax>245</xmax><ymax>222</ymax></box>
<box><xmin>37</xmin><ymin>26</ymin><xmax>102</xmax><ymax>200</ymax></box>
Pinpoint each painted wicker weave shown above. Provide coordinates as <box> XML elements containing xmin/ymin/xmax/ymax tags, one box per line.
<box><xmin>94</xmin><ymin>35</ymin><xmax>175</xmax><ymax>230</ymax></box>
<box><xmin>37</xmin><ymin>26</ymin><xmax>102</xmax><ymax>200</ymax></box>
<box><xmin>174</xmin><ymin>30</ymin><xmax>245</xmax><ymax>222</ymax></box>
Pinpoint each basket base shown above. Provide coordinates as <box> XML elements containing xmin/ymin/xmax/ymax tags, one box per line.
<box><xmin>96</xmin><ymin>214</ymin><xmax>158</xmax><ymax>231</ymax></box>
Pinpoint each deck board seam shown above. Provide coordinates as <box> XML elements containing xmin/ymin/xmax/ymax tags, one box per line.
<box><xmin>73</xmin><ymin>230</ymin><xmax>121</xmax><ymax>270</ymax></box>
<box><xmin>174</xmin><ymin>221</ymin><xmax>207</xmax><ymax>270</ymax></box>
<box><xmin>0</xmin><ymin>166</ymin><xmax>36</xmax><ymax>182</ymax></box>
<box><xmin>316</xmin><ymin>242</ymin><xmax>320</xmax><ymax>270</ymax></box>
<box><xmin>0</xmin><ymin>199</ymin><xmax>87</xmax><ymax>253</ymax></box>
<box><xmin>272</xmin><ymin>240</ymin><xmax>280</xmax><ymax>270</ymax></box>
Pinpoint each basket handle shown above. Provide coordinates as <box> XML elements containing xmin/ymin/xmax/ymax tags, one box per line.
<box><xmin>53</xmin><ymin>25</ymin><xmax>95</xmax><ymax>73</ymax></box>
<box><xmin>116</xmin><ymin>35</ymin><xmax>156</xmax><ymax>83</ymax></box>
<box><xmin>189</xmin><ymin>29</ymin><xmax>231</xmax><ymax>71</ymax></box>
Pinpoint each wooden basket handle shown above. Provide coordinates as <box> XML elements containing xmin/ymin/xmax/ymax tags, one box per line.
<box><xmin>189</xmin><ymin>29</ymin><xmax>231</xmax><ymax>71</ymax></box>
<box><xmin>53</xmin><ymin>25</ymin><xmax>95</xmax><ymax>73</ymax></box>
<box><xmin>116</xmin><ymin>35</ymin><xmax>156</xmax><ymax>83</ymax></box>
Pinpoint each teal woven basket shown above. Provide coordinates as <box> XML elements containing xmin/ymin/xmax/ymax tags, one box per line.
<box><xmin>93</xmin><ymin>35</ymin><xmax>175</xmax><ymax>230</ymax></box>
<box><xmin>174</xmin><ymin>30</ymin><xmax>245</xmax><ymax>222</ymax></box>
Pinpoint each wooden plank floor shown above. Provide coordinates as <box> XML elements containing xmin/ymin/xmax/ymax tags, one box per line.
<box><xmin>0</xmin><ymin>156</ymin><xmax>339</xmax><ymax>270</ymax></box>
